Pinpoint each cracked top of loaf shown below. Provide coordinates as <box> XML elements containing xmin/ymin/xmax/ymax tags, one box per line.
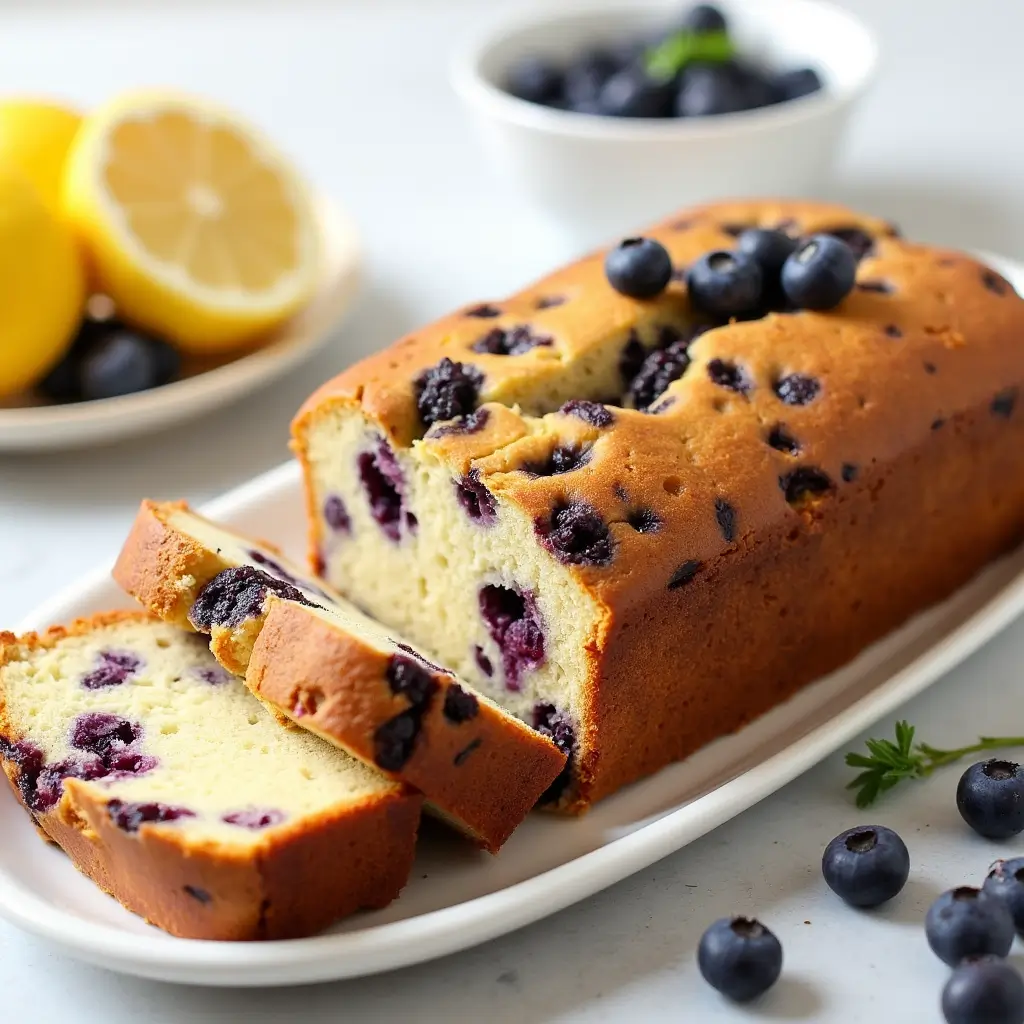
<box><xmin>293</xmin><ymin>199</ymin><xmax>1024</xmax><ymax>609</ymax></box>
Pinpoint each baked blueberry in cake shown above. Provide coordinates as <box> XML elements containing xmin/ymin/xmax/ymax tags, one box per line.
<box><xmin>113</xmin><ymin>501</ymin><xmax>566</xmax><ymax>853</ymax></box>
<box><xmin>291</xmin><ymin>198</ymin><xmax>1024</xmax><ymax>811</ymax></box>
<box><xmin>0</xmin><ymin>612</ymin><xmax>420</xmax><ymax>940</ymax></box>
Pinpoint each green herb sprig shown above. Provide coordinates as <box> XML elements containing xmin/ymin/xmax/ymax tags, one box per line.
<box><xmin>845</xmin><ymin>720</ymin><xmax>1024</xmax><ymax>808</ymax></box>
<box><xmin>645</xmin><ymin>30</ymin><xmax>735</xmax><ymax>82</ymax></box>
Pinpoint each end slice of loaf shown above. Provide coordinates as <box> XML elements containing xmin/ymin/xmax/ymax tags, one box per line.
<box><xmin>114</xmin><ymin>501</ymin><xmax>567</xmax><ymax>853</ymax></box>
<box><xmin>0</xmin><ymin>611</ymin><xmax>421</xmax><ymax>940</ymax></box>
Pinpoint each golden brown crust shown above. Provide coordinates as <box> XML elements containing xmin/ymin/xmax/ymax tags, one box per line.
<box><xmin>248</xmin><ymin>599</ymin><xmax>566</xmax><ymax>853</ymax></box>
<box><xmin>0</xmin><ymin>611</ymin><xmax>422</xmax><ymax>940</ymax></box>
<box><xmin>291</xmin><ymin>197</ymin><xmax>1024</xmax><ymax>810</ymax></box>
<box><xmin>114</xmin><ymin>501</ymin><xmax>565</xmax><ymax>850</ymax></box>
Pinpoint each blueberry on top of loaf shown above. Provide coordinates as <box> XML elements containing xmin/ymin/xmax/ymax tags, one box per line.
<box><xmin>291</xmin><ymin>199</ymin><xmax>1024</xmax><ymax>812</ymax></box>
<box><xmin>0</xmin><ymin>612</ymin><xmax>420</xmax><ymax>940</ymax></box>
<box><xmin>114</xmin><ymin>502</ymin><xmax>567</xmax><ymax>852</ymax></box>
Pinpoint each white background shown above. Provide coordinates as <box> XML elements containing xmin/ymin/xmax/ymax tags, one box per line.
<box><xmin>1</xmin><ymin>0</ymin><xmax>1024</xmax><ymax>1019</ymax></box>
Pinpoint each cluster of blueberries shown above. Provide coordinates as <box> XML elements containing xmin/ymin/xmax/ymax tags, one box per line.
<box><xmin>699</xmin><ymin>757</ymin><xmax>1024</xmax><ymax>1023</ymax></box>
<box><xmin>505</xmin><ymin>4</ymin><xmax>822</xmax><ymax>120</ymax></box>
<box><xmin>39</xmin><ymin>309</ymin><xmax>180</xmax><ymax>404</ymax></box>
<box><xmin>604</xmin><ymin>226</ymin><xmax>858</xmax><ymax>315</ymax></box>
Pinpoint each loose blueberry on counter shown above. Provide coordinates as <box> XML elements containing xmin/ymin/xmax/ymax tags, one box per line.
<box><xmin>506</xmin><ymin>56</ymin><xmax>563</xmax><ymax>105</ymax></box>
<box><xmin>605</xmin><ymin>237</ymin><xmax>673</xmax><ymax>299</ymax></box>
<box><xmin>984</xmin><ymin>859</ymin><xmax>1024</xmax><ymax>936</ymax></box>
<box><xmin>598</xmin><ymin>68</ymin><xmax>674</xmax><ymax>118</ymax></box>
<box><xmin>775</xmin><ymin>67</ymin><xmax>823</xmax><ymax>102</ymax></box>
<box><xmin>942</xmin><ymin>956</ymin><xmax>1024</xmax><ymax>1024</ymax></box>
<box><xmin>697</xmin><ymin>917</ymin><xmax>783</xmax><ymax>1003</ymax></box>
<box><xmin>821</xmin><ymin>825</ymin><xmax>910</xmax><ymax>908</ymax></box>
<box><xmin>957</xmin><ymin>760</ymin><xmax>1024</xmax><ymax>839</ymax></box>
<box><xmin>686</xmin><ymin>251</ymin><xmax>763</xmax><ymax>317</ymax></box>
<box><xmin>781</xmin><ymin>235</ymin><xmax>857</xmax><ymax>310</ymax></box>
<box><xmin>925</xmin><ymin>887</ymin><xmax>1015</xmax><ymax>967</ymax></box>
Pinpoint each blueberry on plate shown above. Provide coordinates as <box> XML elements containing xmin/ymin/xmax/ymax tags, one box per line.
<box><xmin>697</xmin><ymin>917</ymin><xmax>783</xmax><ymax>1003</ymax></box>
<box><xmin>941</xmin><ymin>955</ymin><xmax>1024</xmax><ymax>1024</ymax></box>
<box><xmin>506</xmin><ymin>56</ymin><xmax>564</xmax><ymax>106</ymax></box>
<box><xmin>984</xmin><ymin>859</ymin><xmax>1024</xmax><ymax>935</ymax></box>
<box><xmin>605</xmin><ymin>237</ymin><xmax>673</xmax><ymax>299</ymax></box>
<box><xmin>598</xmin><ymin>68</ymin><xmax>674</xmax><ymax>118</ymax></box>
<box><xmin>675</xmin><ymin>64</ymin><xmax>747</xmax><ymax>117</ymax></box>
<box><xmin>781</xmin><ymin>234</ymin><xmax>857</xmax><ymax>310</ymax></box>
<box><xmin>686</xmin><ymin>250</ymin><xmax>763</xmax><ymax>317</ymax></box>
<box><xmin>737</xmin><ymin>228</ymin><xmax>799</xmax><ymax>279</ymax></box>
<box><xmin>79</xmin><ymin>327</ymin><xmax>181</xmax><ymax>401</ymax></box>
<box><xmin>821</xmin><ymin>824</ymin><xmax>910</xmax><ymax>908</ymax></box>
<box><xmin>957</xmin><ymin>760</ymin><xmax>1024</xmax><ymax>840</ymax></box>
<box><xmin>681</xmin><ymin>3</ymin><xmax>728</xmax><ymax>34</ymax></box>
<box><xmin>775</xmin><ymin>67</ymin><xmax>824</xmax><ymax>102</ymax></box>
<box><xmin>925</xmin><ymin>887</ymin><xmax>1015</xmax><ymax>967</ymax></box>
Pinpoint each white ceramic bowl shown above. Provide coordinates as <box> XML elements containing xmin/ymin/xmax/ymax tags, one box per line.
<box><xmin>451</xmin><ymin>0</ymin><xmax>878</xmax><ymax>244</ymax></box>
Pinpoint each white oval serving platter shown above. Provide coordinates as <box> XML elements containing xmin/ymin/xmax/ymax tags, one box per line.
<box><xmin>0</xmin><ymin>193</ymin><xmax>361</xmax><ymax>452</ymax></box>
<box><xmin>0</xmin><ymin>257</ymin><xmax>1021</xmax><ymax>988</ymax></box>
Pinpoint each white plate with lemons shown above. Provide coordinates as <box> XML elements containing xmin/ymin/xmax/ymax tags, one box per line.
<box><xmin>0</xmin><ymin>92</ymin><xmax>361</xmax><ymax>452</ymax></box>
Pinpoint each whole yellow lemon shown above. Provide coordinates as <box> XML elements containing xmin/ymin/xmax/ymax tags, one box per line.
<box><xmin>0</xmin><ymin>99</ymin><xmax>82</xmax><ymax>214</ymax></box>
<box><xmin>0</xmin><ymin>166</ymin><xmax>85</xmax><ymax>398</ymax></box>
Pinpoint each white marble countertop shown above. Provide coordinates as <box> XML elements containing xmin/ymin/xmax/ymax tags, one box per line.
<box><xmin>1</xmin><ymin>0</ymin><xmax>1023</xmax><ymax>1019</ymax></box>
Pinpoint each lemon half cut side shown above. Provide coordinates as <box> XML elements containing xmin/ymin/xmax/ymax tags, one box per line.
<box><xmin>63</xmin><ymin>90</ymin><xmax>321</xmax><ymax>355</ymax></box>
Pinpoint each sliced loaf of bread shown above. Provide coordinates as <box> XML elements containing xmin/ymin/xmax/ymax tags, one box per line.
<box><xmin>0</xmin><ymin>611</ymin><xmax>421</xmax><ymax>939</ymax></box>
<box><xmin>114</xmin><ymin>501</ymin><xmax>567</xmax><ymax>852</ymax></box>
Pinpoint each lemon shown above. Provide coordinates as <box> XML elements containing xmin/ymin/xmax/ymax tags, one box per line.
<box><xmin>63</xmin><ymin>89</ymin><xmax>320</xmax><ymax>355</ymax></box>
<box><xmin>0</xmin><ymin>165</ymin><xmax>85</xmax><ymax>399</ymax></box>
<box><xmin>0</xmin><ymin>99</ymin><xmax>82</xmax><ymax>214</ymax></box>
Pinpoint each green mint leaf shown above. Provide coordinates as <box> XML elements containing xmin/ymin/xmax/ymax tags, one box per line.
<box><xmin>645</xmin><ymin>29</ymin><xmax>734</xmax><ymax>81</ymax></box>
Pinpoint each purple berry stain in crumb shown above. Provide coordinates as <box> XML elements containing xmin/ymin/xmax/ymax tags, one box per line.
<box><xmin>781</xmin><ymin>467</ymin><xmax>835</xmax><ymax>505</ymax></box>
<box><xmin>982</xmin><ymin>269</ymin><xmax>1010</xmax><ymax>296</ymax></box>
<box><xmin>455</xmin><ymin>469</ymin><xmax>497</xmax><ymax>525</ymax></box>
<box><xmin>841</xmin><ymin>463</ymin><xmax>859</xmax><ymax>482</ymax></box>
<box><xmin>560</xmin><ymin>399</ymin><xmax>613</xmax><ymax>428</ymax></box>
<box><xmin>323</xmin><ymin>494</ymin><xmax>351</xmax><ymax>534</ymax></box>
<box><xmin>193</xmin><ymin>664</ymin><xmax>231</xmax><ymax>686</ymax></box>
<box><xmin>619</xmin><ymin>332</ymin><xmax>647</xmax><ymax>386</ymax></box>
<box><xmin>393</xmin><ymin>641</ymin><xmax>447</xmax><ymax>675</ymax></box>
<box><xmin>385</xmin><ymin>654</ymin><xmax>439</xmax><ymax>708</ymax></box>
<box><xmin>627</xmin><ymin>508</ymin><xmax>662</xmax><ymax>534</ymax></box>
<box><xmin>373</xmin><ymin>709</ymin><xmax>423</xmax><ymax>771</ymax></box>
<box><xmin>248</xmin><ymin>548</ymin><xmax>327</xmax><ymax>598</ymax></box>
<box><xmin>535</xmin><ymin>295</ymin><xmax>565</xmax><ymax>310</ymax></box>
<box><xmin>473</xmin><ymin>645</ymin><xmax>494</xmax><ymax>678</ymax></box>
<box><xmin>222</xmin><ymin>808</ymin><xmax>286</xmax><ymax>830</ymax></box>
<box><xmin>536</xmin><ymin>501</ymin><xmax>613</xmax><ymax>567</ymax></box>
<box><xmin>71</xmin><ymin>712</ymin><xmax>138</xmax><ymax>754</ymax></box>
<box><xmin>427</xmin><ymin>407</ymin><xmax>490</xmax><ymax>438</ymax></box>
<box><xmin>714</xmin><ymin>498</ymin><xmax>737</xmax><ymax>542</ymax></box>
<box><xmin>453</xmin><ymin>737</ymin><xmax>482</xmax><ymax>767</ymax></box>
<box><xmin>766</xmin><ymin>424</ymin><xmax>801</xmax><ymax>455</ymax></box>
<box><xmin>533</xmin><ymin>703</ymin><xmax>576</xmax><ymax>803</ymax></box>
<box><xmin>992</xmin><ymin>388</ymin><xmax>1018</xmax><ymax>418</ymax></box>
<box><xmin>668</xmin><ymin>559</ymin><xmax>702</xmax><ymax>590</ymax></box>
<box><xmin>884</xmin><ymin>324</ymin><xmax>902</xmax><ymax>339</ymax></box>
<box><xmin>415</xmin><ymin>357</ymin><xmax>482</xmax><ymax>429</ymax></box>
<box><xmin>465</xmin><ymin>303</ymin><xmax>501</xmax><ymax>318</ymax></box>
<box><xmin>707</xmin><ymin>359</ymin><xmax>752</xmax><ymax>396</ymax></box>
<box><xmin>189</xmin><ymin>565</ymin><xmax>317</xmax><ymax>632</ymax></box>
<box><xmin>825</xmin><ymin>227</ymin><xmax>876</xmax><ymax>261</ymax></box>
<box><xmin>357</xmin><ymin>439</ymin><xmax>410</xmax><ymax>543</ymax></box>
<box><xmin>184</xmin><ymin>885</ymin><xmax>212</xmax><ymax>904</ymax></box>
<box><xmin>774</xmin><ymin>373</ymin><xmax>821</xmax><ymax>406</ymax></box>
<box><xmin>0</xmin><ymin>738</ymin><xmax>46</xmax><ymax>810</ymax></box>
<box><xmin>521</xmin><ymin>441</ymin><xmax>592</xmax><ymax>477</ymax></box>
<box><xmin>80</xmin><ymin>650</ymin><xmax>141</xmax><ymax>690</ymax></box>
<box><xmin>472</xmin><ymin>324</ymin><xmax>552</xmax><ymax>357</ymax></box>
<box><xmin>856</xmin><ymin>280</ymin><xmax>894</xmax><ymax>294</ymax></box>
<box><xmin>629</xmin><ymin>341</ymin><xmax>691</xmax><ymax>411</ymax></box>
<box><xmin>443</xmin><ymin>684</ymin><xmax>479</xmax><ymax>724</ymax></box>
<box><xmin>478</xmin><ymin>584</ymin><xmax>545</xmax><ymax>691</ymax></box>
<box><xmin>107</xmin><ymin>800</ymin><xmax>195</xmax><ymax>833</ymax></box>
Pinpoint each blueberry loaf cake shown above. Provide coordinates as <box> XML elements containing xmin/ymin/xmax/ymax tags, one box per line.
<box><xmin>292</xmin><ymin>198</ymin><xmax>1024</xmax><ymax>812</ymax></box>
<box><xmin>113</xmin><ymin>501</ymin><xmax>567</xmax><ymax>852</ymax></box>
<box><xmin>0</xmin><ymin>612</ymin><xmax>420</xmax><ymax>940</ymax></box>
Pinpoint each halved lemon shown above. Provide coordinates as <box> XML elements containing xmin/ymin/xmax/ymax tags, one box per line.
<box><xmin>63</xmin><ymin>89</ymin><xmax>320</xmax><ymax>354</ymax></box>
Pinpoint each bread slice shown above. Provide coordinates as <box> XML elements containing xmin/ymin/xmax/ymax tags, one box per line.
<box><xmin>0</xmin><ymin>611</ymin><xmax>421</xmax><ymax>940</ymax></box>
<box><xmin>114</xmin><ymin>501</ymin><xmax>567</xmax><ymax>852</ymax></box>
